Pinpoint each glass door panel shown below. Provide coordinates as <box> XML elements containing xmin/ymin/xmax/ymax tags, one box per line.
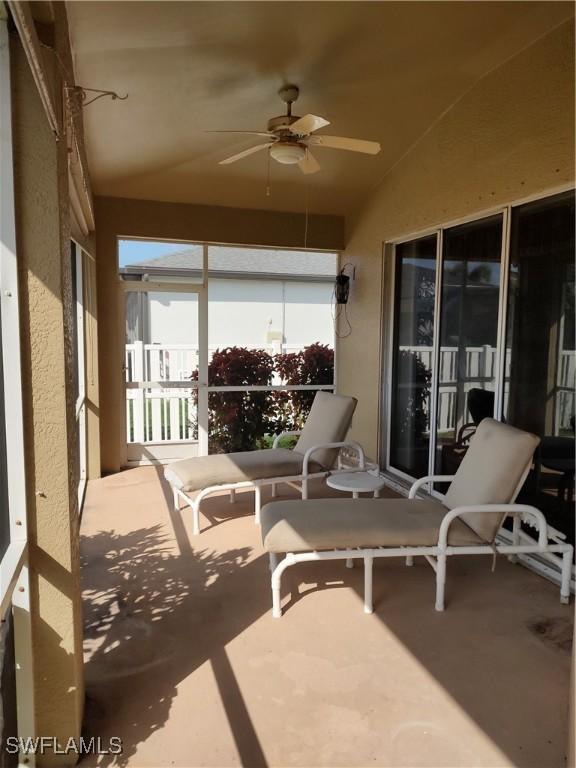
<box><xmin>504</xmin><ymin>190</ymin><xmax>575</xmax><ymax>543</ymax></box>
<box><xmin>389</xmin><ymin>235</ymin><xmax>437</xmax><ymax>478</ymax></box>
<box><xmin>124</xmin><ymin>289</ymin><xmax>202</xmax><ymax>463</ymax></box>
<box><xmin>434</xmin><ymin>215</ymin><xmax>503</xmax><ymax>474</ymax></box>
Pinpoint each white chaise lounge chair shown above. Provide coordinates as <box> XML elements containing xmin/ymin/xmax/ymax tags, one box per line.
<box><xmin>164</xmin><ymin>391</ymin><xmax>363</xmax><ymax>534</ymax></box>
<box><xmin>261</xmin><ymin>418</ymin><xmax>573</xmax><ymax>617</ymax></box>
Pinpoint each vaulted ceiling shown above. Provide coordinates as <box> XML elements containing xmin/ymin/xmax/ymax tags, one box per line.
<box><xmin>67</xmin><ymin>1</ymin><xmax>573</xmax><ymax>216</ymax></box>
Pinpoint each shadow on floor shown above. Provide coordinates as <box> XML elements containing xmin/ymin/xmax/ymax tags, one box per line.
<box><xmin>80</xmin><ymin>469</ymin><xmax>573</xmax><ymax>767</ymax></box>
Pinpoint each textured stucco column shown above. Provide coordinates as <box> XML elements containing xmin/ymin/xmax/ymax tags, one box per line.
<box><xmin>11</xmin><ymin>34</ymin><xmax>84</xmax><ymax>765</ymax></box>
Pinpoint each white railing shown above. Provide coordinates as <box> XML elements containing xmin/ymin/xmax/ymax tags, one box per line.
<box><xmin>555</xmin><ymin>350</ymin><xmax>576</xmax><ymax>433</ymax></box>
<box><xmin>125</xmin><ymin>341</ymin><xmax>574</xmax><ymax>444</ymax></box>
<box><xmin>400</xmin><ymin>345</ymin><xmax>575</xmax><ymax>434</ymax></box>
<box><xmin>125</xmin><ymin>342</ymin><xmax>333</xmax><ymax>444</ymax></box>
<box><xmin>400</xmin><ymin>344</ymin><xmax>498</xmax><ymax>432</ymax></box>
<box><xmin>125</xmin><ymin>343</ymin><xmax>197</xmax><ymax>444</ymax></box>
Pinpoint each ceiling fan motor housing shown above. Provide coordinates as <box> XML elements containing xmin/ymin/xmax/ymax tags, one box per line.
<box><xmin>267</xmin><ymin>114</ymin><xmax>302</xmax><ymax>134</ymax></box>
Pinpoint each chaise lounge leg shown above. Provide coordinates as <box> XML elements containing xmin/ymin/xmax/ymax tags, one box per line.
<box><xmin>271</xmin><ymin>483</ymin><xmax>277</xmax><ymax>498</ymax></box>
<box><xmin>269</xmin><ymin>553</ymin><xmax>278</xmax><ymax>573</ymax></box>
<box><xmin>271</xmin><ymin>563</ymin><xmax>283</xmax><ymax>618</ymax></box>
<box><xmin>192</xmin><ymin>500</ymin><xmax>200</xmax><ymax>536</ymax></box>
<box><xmin>229</xmin><ymin>489</ymin><xmax>236</xmax><ymax>504</ymax></box>
<box><xmin>364</xmin><ymin>556</ymin><xmax>373</xmax><ymax>614</ymax></box>
<box><xmin>270</xmin><ymin>553</ymin><xmax>294</xmax><ymax>618</ymax></box>
<box><xmin>405</xmin><ymin>556</ymin><xmax>414</xmax><ymax>566</ymax></box>
<box><xmin>346</xmin><ymin>558</ymin><xmax>354</xmax><ymax>569</ymax></box>
<box><xmin>254</xmin><ymin>485</ymin><xmax>262</xmax><ymax>525</ymax></box>
<box><xmin>173</xmin><ymin>487</ymin><xmax>180</xmax><ymax>512</ymax></box>
<box><xmin>435</xmin><ymin>554</ymin><xmax>446</xmax><ymax>611</ymax></box>
<box><xmin>560</xmin><ymin>547</ymin><xmax>573</xmax><ymax>604</ymax></box>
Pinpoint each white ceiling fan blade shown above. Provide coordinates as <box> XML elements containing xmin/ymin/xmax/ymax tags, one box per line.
<box><xmin>298</xmin><ymin>150</ymin><xmax>321</xmax><ymax>175</ymax></box>
<box><xmin>219</xmin><ymin>143</ymin><xmax>274</xmax><ymax>165</ymax></box>
<box><xmin>207</xmin><ymin>130</ymin><xmax>274</xmax><ymax>138</ymax></box>
<box><xmin>308</xmin><ymin>135</ymin><xmax>381</xmax><ymax>154</ymax></box>
<box><xmin>289</xmin><ymin>114</ymin><xmax>330</xmax><ymax>136</ymax></box>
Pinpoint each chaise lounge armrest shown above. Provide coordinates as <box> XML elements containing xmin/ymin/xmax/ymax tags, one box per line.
<box><xmin>409</xmin><ymin>475</ymin><xmax>456</xmax><ymax>498</ymax></box>
<box><xmin>438</xmin><ymin>504</ymin><xmax>549</xmax><ymax>549</ymax></box>
<box><xmin>302</xmin><ymin>440</ymin><xmax>366</xmax><ymax>475</ymax></box>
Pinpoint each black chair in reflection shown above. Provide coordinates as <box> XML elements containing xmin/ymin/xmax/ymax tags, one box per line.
<box><xmin>534</xmin><ymin>416</ymin><xmax>575</xmax><ymax>515</ymax></box>
<box><xmin>440</xmin><ymin>388</ymin><xmax>495</xmax><ymax>474</ymax></box>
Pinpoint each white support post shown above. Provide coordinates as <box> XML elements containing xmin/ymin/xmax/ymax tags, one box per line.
<box><xmin>346</xmin><ymin>557</ymin><xmax>354</xmax><ymax>569</ymax></box>
<box><xmin>229</xmin><ymin>489</ymin><xmax>236</xmax><ymax>504</ymax></box>
<box><xmin>405</xmin><ymin>556</ymin><xmax>414</xmax><ymax>567</ymax></box>
<box><xmin>254</xmin><ymin>485</ymin><xmax>261</xmax><ymax>525</ymax></box>
<box><xmin>560</xmin><ymin>548</ymin><xmax>573</xmax><ymax>604</ymax></box>
<box><xmin>132</xmin><ymin>340</ymin><xmax>145</xmax><ymax>442</ymax></box>
<box><xmin>197</xmin><ymin>247</ymin><xmax>209</xmax><ymax>456</ymax></box>
<box><xmin>12</xmin><ymin>564</ymin><xmax>36</xmax><ymax>767</ymax></box>
<box><xmin>269</xmin><ymin>553</ymin><xmax>278</xmax><ymax>573</ymax></box>
<box><xmin>271</xmin><ymin>483</ymin><xmax>277</xmax><ymax>498</ymax></box>
<box><xmin>0</xmin><ymin>19</ymin><xmax>35</xmax><ymax>762</ymax></box>
<box><xmin>149</xmin><ymin>351</ymin><xmax>163</xmax><ymax>441</ymax></box>
<box><xmin>168</xmin><ymin>395</ymin><xmax>179</xmax><ymax>441</ymax></box>
<box><xmin>435</xmin><ymin>553</ymin><xmax>447</xmax><ymax>611</ymax></box>
<box><xmin>364</xmin><ymin>556</ymin><xmax>373</xmax><ymax>614</ymax></box>
<box><xmin>173</xmin><ymin>487</ymin><xmax>179</xmax><ymax>511</ymax></box>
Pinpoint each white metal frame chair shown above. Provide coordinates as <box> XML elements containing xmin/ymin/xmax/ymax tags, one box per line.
<box><xmin>262</xmin><ymin>419</ymin><xmax>574</xmax><ymax>617</ymax></box>
<box><xmin>165</xmin><ymin>392</ymin><xmax>365</xmax><ymax>534</ymax></box>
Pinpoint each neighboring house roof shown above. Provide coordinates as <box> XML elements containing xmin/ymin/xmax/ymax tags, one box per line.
<box><xmin>120</xmin><ymin>246</ymin><xmax>337</xmax><ymax>280</ymax></box>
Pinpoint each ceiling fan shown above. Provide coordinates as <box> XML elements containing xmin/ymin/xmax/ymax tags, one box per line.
<box><xmin>210</xmin><ymin>85</ymin><xmax>381</xmax><ymax>175</ymax></box>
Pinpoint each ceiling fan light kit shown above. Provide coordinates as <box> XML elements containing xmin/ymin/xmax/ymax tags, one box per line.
<box><xmin>212</xmin><ymin>84</ymin><xmax>381</xmax><ymax>174</ymax></box>
<box><xmin>269</xmin><ymin>142</ymin><xmax>306</xmax><ymax>165</ymax></box>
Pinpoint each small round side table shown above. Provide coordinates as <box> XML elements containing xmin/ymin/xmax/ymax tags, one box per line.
<box><xmin>326</xmin><ymin>471</ymin><xmax>386</xmax><ymax>498</ymax></box>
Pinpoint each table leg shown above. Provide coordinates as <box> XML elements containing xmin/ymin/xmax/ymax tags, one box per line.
<box><xmin>348</xmin><ymin>483</ymin><xmax>357</xmax><ymax>567</ymax></box>
<box><xmin>374</xmin><ymin>489</ymin><xmax>380</xmax><ymax>498</ymax></box>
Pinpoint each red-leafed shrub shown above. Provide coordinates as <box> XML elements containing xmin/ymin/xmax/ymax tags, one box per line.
<box><xmin>207</xmin><ymin>347</ymin><xmax>275</xmax><ymax>453</ymax></box>
<box><xmin>189</xmin><ymin>343</ymin><xmax>335</xmax><ymax>452</ymax></box>
<box><xmin>273</xmin><ymin>343</ymin><xmax>335</xmax><ymax>430</ymax></box>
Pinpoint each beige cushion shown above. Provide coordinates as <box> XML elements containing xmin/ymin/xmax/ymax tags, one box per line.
<box><xmin>294</xmin><ymin>392</ymin><xmax>357</xmax><ymax>469</ymax></box>
<box><xmin>261</xmin><ymin>498</ymin><xmax>482</xmax><ymax>553</ymax></box>
<box><xmin>445</xmin><ymin>418</ymin><xmax>540</xmax><ymax>542</ymax></box>
<box><xmin>164</xmin><ymin>448</ymin><xmax>323</xmax><ymax>493</ymax></box>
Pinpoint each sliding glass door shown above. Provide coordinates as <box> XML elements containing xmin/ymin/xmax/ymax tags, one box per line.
<box><xmin>384</xmin><ymin>189</ymin><xmax>575</xmax><ymax>557</ymax></box>
<box><xmin>389</xmin><ymin>235</ymin><xmax>437</xmax><ymax>478</ymax></box>
<box><xmin>434</xmin><ymin>215</ymin><xmax>503</xmax><ymax>474</ymax></box>
<box><xmin>503</xmin><ymin>191</ymin><xmax>575</xmax><ymax>540</ymax></box>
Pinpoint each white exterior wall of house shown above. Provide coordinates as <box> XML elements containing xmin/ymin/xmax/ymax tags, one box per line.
<box><xmin>146</xmin><ymin>278</ymin><xmax>334</xmax><ymax>350</ymax></box>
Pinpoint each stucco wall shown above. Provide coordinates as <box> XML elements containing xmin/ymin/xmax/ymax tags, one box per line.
<box><xmin>337</xmin><ymin>20</ymin><xmax>575</xmax><ymax>459</ymax></box>
<box><xmin>96</xmin><ymin>195</ymin><xmax>344</xmax><ymax>472</ymax></box>
<box><xmin>11</xmin><ymin>19</ymin><xmax>84</xmax><ymax>766</ymax></box>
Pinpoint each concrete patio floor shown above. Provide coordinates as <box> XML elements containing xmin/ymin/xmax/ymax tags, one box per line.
<box><xmin>80</xmin><ymin>466</ymin><xmax>573</xmax><ymax>767</ymax></box>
